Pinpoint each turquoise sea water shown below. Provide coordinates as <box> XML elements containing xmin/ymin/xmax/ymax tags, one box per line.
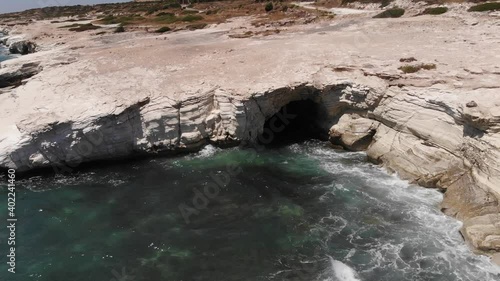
<box><xmin>0</xmin><ymin>45</ymin><xmax>10</xmax><ymax>62</ymax></box>
<box><xmin>0</xmin><ymin>32</ymin><xmax>11</xmax><ymax>62</ymax></box>
<box><xmin>0</xmin><ymin>141</ymin><xmax>499</xmax><ymax>281</ymax></box>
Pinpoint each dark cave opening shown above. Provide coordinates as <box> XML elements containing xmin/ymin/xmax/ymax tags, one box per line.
<box><xmin>258</xmin><ymin>99</ymin><xmax>327</xmax><ymax>147</ymax></box>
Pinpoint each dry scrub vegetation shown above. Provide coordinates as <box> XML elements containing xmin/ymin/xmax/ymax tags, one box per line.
<box><xmin>0</xmin><ymin>0</ymin><xmax>495</xmax><ymax>35</ymax></box>
<box><xmin>399</xmin><ymin>63</ymin><xmax>437</xmax><ymax>73</ymax></box>
<box><xmin>419</xmin><ymin>6</ymin><xmax>448</xmax><ymax>15</ymax></box>
<box><xmin>468</xmin><ymin>2</ymin><xmax>500</xmax><ymax>12</ymax></box>
<box><xmin>0</xmin><ymin>0</ymin><xmax>335</xmax><ymax>34</ymax></box>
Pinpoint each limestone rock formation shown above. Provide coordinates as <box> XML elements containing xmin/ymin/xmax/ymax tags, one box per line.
<box><xmin>329</xmin><ymin>114</ymin><xmax>379</xmax><ymax>151</ymax></box>
<box><xmin>0</xmin><ymin>62</ymin><xmax>41</xmax><ymax>88</ymax></box>
<box><xmin>0</xmin><ymin>81</ymin><xmax>385</xmax><ymax>172</ymax></box>
<box><xmin>462</xmin><ymin>214</ymin><xmax>500</xmax><ymax>252</ymax></box>
<box><xmin>334</xmin><ymin>87</ymin><xmax>500</xmax><ymax>256</ymax></box>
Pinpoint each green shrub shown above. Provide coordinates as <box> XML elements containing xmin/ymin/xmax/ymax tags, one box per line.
<box><xmin>229</xmin><ymin>31</ymin><xmax>253</xmax><ymax>38</ymax></box>
<box><xmin>59</xmin><ymin>23</ymin><xmax>81</xmax><ymax>28</ymax></box>
<box><xmin>265</xmin><ymin>2</ymin><xmax>274</xmax><ymax>12</ymax></box>
<box><xmin>421</xmin><ymin>63</ymin><xmax>436</xmax><ymax>70</ymax></box>
<box><xmin>400</xmin><ymin>57</ymin><xmax>417</xmax><ymax>63</ymax></box>
<box><xmin>99</xmin><ymin>15</ymin><xmax>116</xmax><ymax>23</ymax></box>
<box><xmin>155</xmin><ymin>14</ymin><xmax>179</xmax><ymax>24</ymax></box>
<box><xmin>373</xmin><ymin>7</ymin><xmax>405</xmax><ymax>18</ymax></box>
<box><xmin>399</xmin><ymin>65</ymin><xmax>420</xmax><ymax>73</ymax></box>
<box><xmin>99</xmin><ymin>15</ymin><xmax>143</xmax><ymax>25</ymax></box>
<box><xmin>146</xmin><ymin>7</ymin><xmax>160</xmax><ymax>15</ymax></box>
<box><xmin>380</xmin><ymin>0</ymin><xmax>392</xmax><ymax>8</ymax></box>
<box><xmin>181</xmin><ymin>10</ymin><xmax>199</xmax><ymax>15</ymax></box>
<box><xmin>187</xmin><ymin>23</ymin><xmax>207</xmax><ymax>30</ymax></box>
<box><xmin>60</xmin><ymin>23</ymin><xmax>101</xmax><ymax>32</ymax></box>
<box><xmin>420</xmin><ymin>7</ymin><xmax>448</xmax><ymax>15</ymax></box>
<box><xmin>70</xmin><ymin>24</ymin><xmax>101</xmax><ymax>32</ymax></box>
<box><xmin>205</xmin><ymin>9</ymin><xmax>218</xmax><ymax>15</ymax></box>
<box><xmin>114</xmin><ymin>25</ymin><xmax>125</xmax><ymax>33</ymax></box>
<box><xmin>167</xmin><ymin>3</ymin><xmax>182</xmax><ymax>9</ymax></box>
<box><xmin>180</xmin><ymin>14</ymin><xmax>203</xmax><ymax>22</ymax></box>
<box><xmin>399</xmin><ymin>63</ymin><xmax>436</xmax><ymax>73</ymax></box>
<box><xmin>468</xmin><ymin>2</ymin><xmax>500</xmax><ymax>12</ymax></box>
<box><xmin>155</xmin><ymin>26</ymin><xmax>171</xmax><ymax>33</ymax></box>
<box><xmin>156</xmin><ymin>12</ymin><xmax>174</xmax><ymax>17</ymax></box>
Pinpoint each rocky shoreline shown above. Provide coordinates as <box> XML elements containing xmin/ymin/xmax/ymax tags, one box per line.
<box><xmin>0</xmin><ymin>2</ymin><xmax>499</xmax><ymax>263</ymax></box>
<box><xmin>0</xmin><ymin>28</ymin><xmax>37</xmax><ymax>55</ymax></box>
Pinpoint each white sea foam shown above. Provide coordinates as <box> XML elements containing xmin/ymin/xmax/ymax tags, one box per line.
<box><xmin>298</xmin><ymin>142</ymin><xmax>500</xmax><ymax>281</ymax></box>
<box><xmin>194</xmin><ymin>144</ymin><xmax>220</xmax><ymax>158</ymax></box>
<box><xmin>329</xmin><ymin>257</ymin><xmax>361</xmax><ymax>281</ymax></box>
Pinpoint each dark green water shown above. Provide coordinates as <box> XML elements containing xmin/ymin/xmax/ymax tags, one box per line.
<box><xmin>0</xmin><ymin>50</ymin><xmax>10</xmax><ymax>62</ymax></box>
<box><xmin>0</xmin><ymin>141</ymin><xmax>499</xmax><ymax>281</ymax></box>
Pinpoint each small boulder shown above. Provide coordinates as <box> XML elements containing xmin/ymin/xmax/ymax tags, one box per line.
<box><xmin>329</xmin><ymin>114</ymin><xmax>379</xmax><ymax>151</ymax></box>
<box><xmin>466</xmin><ymin>100</ymin><xmax>478</xmax><ymax>108</ymax></box>
<box><xmin>9</xmin><ymin>40</ymin><xmax>37</xmax><ymax>55</ymax></box>
<box><xmin>400</xmin><ymin>57</ymin><xmax>417</xmax><ymax>63</ymax></box>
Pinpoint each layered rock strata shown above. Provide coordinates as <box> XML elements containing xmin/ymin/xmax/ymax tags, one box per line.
<box><xmin>330</xmin><ymin>87</ymin><xmax>500</xmax><ymax>258</ymax></box>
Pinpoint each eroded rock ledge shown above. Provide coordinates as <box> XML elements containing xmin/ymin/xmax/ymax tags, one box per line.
<box><xmin>1</xmin><ymin>82</ymin><xmax>382</xmax><ymax>170</ymax></box>
<box><xmin>330</xmin><ymin>88</ymin><xmax>500</xmax><ymax>259</ymax></box>
<box><xmin>2</xmin><ymin>80</ymin><xmax>499</xmax><ymax>260</ymax></box>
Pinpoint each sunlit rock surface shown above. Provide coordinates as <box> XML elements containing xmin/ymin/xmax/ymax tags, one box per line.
<box><xmin>0</xmin><ymin>3</ymin><xmax>499</xmax><ymax>259</ymax></box>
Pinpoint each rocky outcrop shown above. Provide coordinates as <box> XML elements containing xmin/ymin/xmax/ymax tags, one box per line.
<box><xmin>0</xmin><ymin>28</ymin><xmax>9</xmax><ymax>45</ymax></box>
<box><xmin>1</xmin><ymin>82</ymin><xmax>385</xmax><ymax>172</ymax></box>
<box><xmin>8</xmin><ymin>40</ymin><xmax>37</xmax><ymax>55</ymax></box>
<box><xmin>0</xmin><ymin>62</ymin><xmax>41</xmax><ymax>88</ymax></box>
<box><xmin>330</xmin><ymin>86</ymin><xmax>500</xmax><ymax>257</ymax></box>
<box><xmin>0</xmin><ymin>30</ymin><xmax>37</xmax><ymax>55</ymax></box>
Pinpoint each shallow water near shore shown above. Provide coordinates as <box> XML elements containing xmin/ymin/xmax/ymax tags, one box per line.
<box><xmin>0</xmin><ymin>141</ymin><xmax>499</xmax><ymax>281</ymax></box>
<box><xmin>0</xmin><ymin>47</ymin><xmax>10</xmax><ymax>62</ymax></box>
<box><xmin>0</xmin><ymin>33</ymin><xmax>10</xmax><ymax>62</ymax></box>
